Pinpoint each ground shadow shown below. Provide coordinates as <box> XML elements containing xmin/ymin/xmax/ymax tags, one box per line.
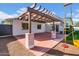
<box><xmin>31</xmin><ymin>45</ymin><xmax>79</xmax><ymax>56</ymax></box>
<box><xmin>44</xmin><ymin>48</ymin><xmax>79</xmax><ymax>56</ymax></box>
<box><xmin>31</xmin><ymin>46</ymin><xmax>51</xmax><ymax>52</ymax></box>
<box><xmin>44</xmin><ymin>49</ymin><xmax>64</xmax><ymax>56</ymax></box>
<box><xmin>15</xmin><ymin>35</ymin><xmax>25</xmax><ymax>39</ymax></box>
<box><xmin>0</xmin><ymin>36</ymin><xmax>16</xmax><ymax>56</ymax></box>
<box><xmin>43</xmin><ymin>40</ymin><xmax>79</xmax><ymax>56</ymax></box>
<box><xmin>34</xmin><ymin>32</ymin><xmax>51</xmax><ymax>41</ymax></box>
<box><xmin>34</xmin><ymin>32</ymin><xmax>64</xmax><ymax>41</ymax></box>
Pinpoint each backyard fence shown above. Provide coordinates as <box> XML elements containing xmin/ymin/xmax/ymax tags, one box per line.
<box><xmin>0</xmin><ymin>24</ymin><xmax>12</xmax><ymax>36</ymax></box>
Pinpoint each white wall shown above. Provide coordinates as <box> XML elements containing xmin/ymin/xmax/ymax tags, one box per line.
<box><xmin>59</xmin><ymin>22</ymin><xmax>64</xmax><ymax>33</ymax></box>
<box><xmin>12</xmin><ymin>20</ymin><xmax>64</xmax><ymax>35</ymax></box>
<box><xmin>45</xmin><ymin>22</ymin><xmax>64</xmax><ymax>33</ymax></box>
<box><xmin>31</xmin><ymin>22</ymin><xmax>45</xmax><ymax>33</ymax></box>
<box><xmin>55</xmin><ymin>22</ymin><xmax>64</xmax><ymax>33</ymax></box>
<box><xmin>12</xmin><ymin>20</ymin><xmax>29</xmax><ymax>35</ymax></box>
<box><xmin>12</xmin><ymin>20</ymin><xmax>46</xmax><ymax>35</ymax></box>
<box><xmin>45</xmin><ymin>23</ymin><xmax>52</xmax><ymax>32</ymax></box>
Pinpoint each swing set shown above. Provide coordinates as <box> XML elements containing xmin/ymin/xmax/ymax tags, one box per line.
<box><xmin>63</xmin><ymin>3</ymin><xmax>79</xmax><ymax>49</ymax></box>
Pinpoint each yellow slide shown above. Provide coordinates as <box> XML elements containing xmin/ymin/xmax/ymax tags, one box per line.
<box><xmin>73</xmin><ymin>40</ymin><xmax>79</xmax><ymax>48</ymax></box>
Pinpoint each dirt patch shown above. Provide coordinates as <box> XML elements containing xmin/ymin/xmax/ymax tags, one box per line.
<box><xmin>0</xmin><ymin>36</ymin><xmax>16</xmax><ymax>56</ymax></box>
<box><xmin>7</xmin><ymin>41</ymin><xmax>35</xmax><ymax>56</ymax></box>
<box><xmin>0</xmin><ymin>36</ymin><xmax>34</xmax><ymax>56</ymax></box>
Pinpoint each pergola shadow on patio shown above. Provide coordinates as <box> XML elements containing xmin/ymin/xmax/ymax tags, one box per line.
<box><xmin>34</xmin><ymin>32</ymin><xmax>63</xmax><ymax>41</ymax></box>
<box><xmin>34</xmin><ymin>32</ymin><xmax>51</xmax><ymax>41</ymax></box>
<box><xmin>15</xmin><ymin>3</ymin><xmax>64</xmax><ymax>55</ymax></box>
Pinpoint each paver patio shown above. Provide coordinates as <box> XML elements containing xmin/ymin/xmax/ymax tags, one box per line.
<box><xmin>16</xmin><ymin>32</ymin><xmax>64</xmax><ymax>56</ymax></box>
<box><xmin>43</xmin><ymin>41</ymin><xmax>79</xmax><ymax>56</ymax></box>
<box><xmin>0</xmin><ymin>32</ymin><xmax>79</xmax><ymax>56</ymax></box>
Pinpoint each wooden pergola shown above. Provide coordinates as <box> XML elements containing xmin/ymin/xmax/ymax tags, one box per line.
<box><xmin>16</xmin><ymin>3</ymin><xmax>64</xmax><ymax>49</ymax></box>
<box><xmin>18</xmin><ymin>3</ymin><xmax>63</xmax><ymax>33</ymax></box>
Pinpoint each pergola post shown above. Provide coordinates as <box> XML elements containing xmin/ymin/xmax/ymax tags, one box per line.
<box><xmin>28</xmin><ymin>12</ymin><xmax>32</xmax><ymax>33</ymax></box>
<box><xmin>25</xmin><ymin>12</ymin><xmax>34</xmax><ymax>49</ymax></box>
<box><xmin>55</xmin><ymin>22</ymin><xmax>56</xmax><ymax>32</ymax></box>
<box><xmin>53</xmin><ymin>21</ymin><xmax>55</xmax><ymax>31</ymax></box>
<box><xmin>51</xmin><ymin>21</ymin><xmax>56</xmax><ymax>39</ymax></box>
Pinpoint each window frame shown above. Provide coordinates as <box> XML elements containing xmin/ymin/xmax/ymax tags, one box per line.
<box><xmin>22</xmin><ymin>23</ymin><xmax>28</xmax><ymax>30</ymax></box>
<box><xmin>37</xmin><ymin>24</ymin><xmax>41</xmax><ymax>30</ymax></box>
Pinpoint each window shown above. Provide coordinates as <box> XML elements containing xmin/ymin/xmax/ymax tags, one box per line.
<box><xmin>37</xmin><ymin>24</ymin><xmax>41</xmax><ymax>29</ymax></box>
<box><xmin>22</xmin><ymin>23</ymin><xmax>28</xmax><ymax>30</ymax></box>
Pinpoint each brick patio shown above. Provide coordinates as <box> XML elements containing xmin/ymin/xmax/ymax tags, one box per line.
<box><xmin>16</xmin><ymin>32</ymin><xmax>64</xmax><ymax>56</ymax></box>
<box><xmin>1</xmin><ymin>32</ymin><xmax>79</xmax><ymax>56</ymax></box>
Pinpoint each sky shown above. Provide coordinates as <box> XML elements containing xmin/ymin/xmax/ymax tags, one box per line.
<box><xmin>0</xmin><ymin>3</ymin><xmax>79</xmax><ymax>23</ymax></box>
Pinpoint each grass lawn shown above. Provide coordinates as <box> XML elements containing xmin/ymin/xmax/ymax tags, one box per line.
<box><xmin>66</xmin><ymin>31</ymin><xmax>79</xmax><ymax>43</ymax></box>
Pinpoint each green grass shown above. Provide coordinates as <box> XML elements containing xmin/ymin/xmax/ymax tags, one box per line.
<box><xmin>66</xmin><ymin>31</ymin><xmax>79</xmax><ymax>41</ymax></box>
<box><xmin>65</xmin><ymin>28</ymin><xmax>72</xmax><ymax>34</ymax></box>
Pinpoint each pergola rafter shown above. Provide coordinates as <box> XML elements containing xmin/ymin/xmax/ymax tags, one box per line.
<box><xmin>28</xmin><ymin>7</ymin><xmax>63</xmax><ymax>22</ymax></box>
<box><xmin>18</xmin><ymin>4</ymin><xmax>63</xmax><ymax>23</ymax></box>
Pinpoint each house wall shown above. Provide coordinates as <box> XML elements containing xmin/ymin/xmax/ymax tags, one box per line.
<box><xmin>45</xmin><ymin>23</ymin><xmax>52</xmax><ymax>32</ymax></box>
<box><xmin>57</xmin><ymin>22</ymin><xmax>64</xmax><ymax>33</ymax></box>
<box><xmin>59</xmin><ymin>24</ymin><xmax>64</xmax><ymax>33</ymax></box>
<box><xmin>31</xmin><ymin>22</ymin><xmax>45</xmax><ymax>33</ymax></box>
<box><xmin>12</xmin><ymin>20</ymin><xmax>64</xmax><ymax>36</ymax></box>
<box><xmin>54</xmin><ymin>22</ymin><xmax>64</xmax><ymax>33</ymax></box>
<box><xmin>12</xmin><ymin>20</ymin><xmax>46</xmax><ymax>35</ymax></box>
<box><xmin>45</xmin><ymin>22</ymin><xmax>64</xmax><ymax>33</ymax></box>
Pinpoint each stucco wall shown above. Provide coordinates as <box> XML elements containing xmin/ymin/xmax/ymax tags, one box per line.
<box><xmin>12</xmin><ymin>20</ymin><xmax>64</xmax><ymax>35</ymax></box>
<box><xmin>31</xmin><ymin>22</ymin><xmax>45</xmax><ymax>33</ymax></box>
<box><xmin>58</xmin><ymin>22</ymin><xmax>64</xmax><ymax>33</ymax></box>
<box><xmin>55</xmin><ymin>22</ymin><xmax>64</xmax><ymax>33</ymax></box>
<box><xmin>44</xmin><ymin>22</ymin><xmax>64</xmax><ymax>33</ymax></box>
<box><xmin>45</xmin><ymin>23</ymin><xmax>52</xmax><ymax>32</ymax></box>
<box><xmin>12</xmin><ymin>20</ymin><xmax>46</xmax><ymax>35</ymax></box>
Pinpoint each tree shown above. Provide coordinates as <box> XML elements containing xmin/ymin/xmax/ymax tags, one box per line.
<box><xmin>1</xmin><ymin>18</ymin><xmax>13</xmax><ymax>25</ymax></box>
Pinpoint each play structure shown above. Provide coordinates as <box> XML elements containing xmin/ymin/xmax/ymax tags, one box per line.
<box><xmin>73</xmin><ymin>40</ymin><xmax>79</xmax><ymax>48</ymax></box>
<box><xmin>63</xmin><ymin>3</ymin><xmax>79</xmax><ymax>48</ymax></box>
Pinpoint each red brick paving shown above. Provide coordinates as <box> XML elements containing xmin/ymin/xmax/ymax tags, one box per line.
<box><xmin>16</xmin><ymin>32</ymin><xmax>64</xmax><ymax>56</ymax></box>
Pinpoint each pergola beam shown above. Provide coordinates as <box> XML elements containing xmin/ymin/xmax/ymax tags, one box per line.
<box><xmin>27</xmin><ymin>7</ymin><xmax>63</xmax><ymax>23</ymax></box>
<box><xmin>64</xmin><ymin>3</ymin><xmax>72</xmax><ymax>7</ymax></box>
